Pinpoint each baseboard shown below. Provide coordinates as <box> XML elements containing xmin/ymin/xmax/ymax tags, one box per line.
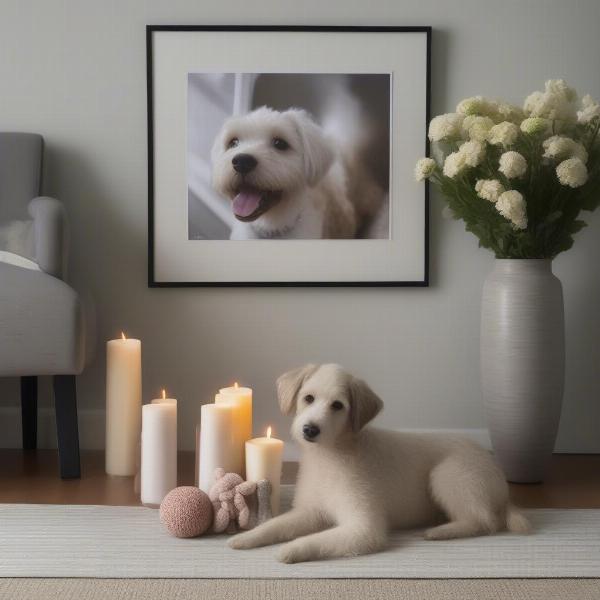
<box><xmin>0</xmin><ymin>407</ymin><xmax>594</xmax><ymax>457</ymax></box>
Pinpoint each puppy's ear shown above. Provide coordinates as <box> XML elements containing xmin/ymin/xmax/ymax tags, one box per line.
<box><xmin>348</xmin><ymin>376</ymin><xmax>383</xmax><ymax>432</ymax></box>
<box><xmin>276</xmin><ymin>364</ymin><xmax>318</xmax><ymax>415</ymax></box>
<box><xmin>286</xmin><ymin>109</ymin><xmax>334</xmax><ymax>186</ymax></box>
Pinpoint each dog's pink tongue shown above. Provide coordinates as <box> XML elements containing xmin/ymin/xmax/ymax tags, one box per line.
<box><xmin>232</xmin><ymin>191</ymin><xmax>261</xmax><ymax>218</ymax></box>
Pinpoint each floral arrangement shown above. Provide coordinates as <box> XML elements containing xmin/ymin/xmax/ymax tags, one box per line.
<box><xmin>416</xmin><ymin>80</ymin><xmax>600</xmax><ymax>258</ymax></box>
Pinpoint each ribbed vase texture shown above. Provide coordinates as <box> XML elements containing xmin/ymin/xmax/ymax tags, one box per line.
<box><xmin>481</xmin><ymin>259</ymin><xmax>565</xmax><ymax>483</ymax></box>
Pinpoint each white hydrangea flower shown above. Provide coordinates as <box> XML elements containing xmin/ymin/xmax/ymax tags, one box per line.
<box><xmin>523</xmin><ymin>91</ymin><xmax>544</xmax><ymax>114</ymax></box>
<box><xmin>428</xmin><ymin>113</ymin><xmax>464</xmax><ymax>142</ymax></box>
<box><xmin>545</xmin><ymin>79</ymin><xmax>577</xmax><ymax>102</ymax></box>
<box><xmin>523</xmin><ymin>79</ymin><xmax>577</xmax><ymax>122</ymax></box>
<box><xmin>475</xmin><ymin>179</ymin><xmax>505</xmax><ymax>203</ymax></box>
<box><xmin>488</xmin><ymin>121</ymin><xmax>519</xmax><ymax>147</ymax></box>
<box><xmin>542</xmin><ymin>135</ymin><xmax>588</xmax><ymax>163</ymax></box>
<box><xmin>496</xmin><ymin>103</ymin><xmax>525</xmax><ymax>124</ymax></box>
<box><xmin>462</xmin><ymin>115</ymin><xmax>495</xmax><ymax>141</ymax></box>
<box><xmin>577</xmin><ymin>94</ymin><xmax>600</xmax><ymax>124</ymax></box>
<box><xmin>459</xmin><ymin>140</ymin><xmax>486</xmax><ymax>167</ymax></box>
<box><xmin>456</xmin><ymin>96</ymin><xmax>497</xmax><ymax>117</ymax></box>
<box><xmin>498</xmin><ymin>151</ymin><xmax>527</xmax><ymax>179</ymax></box>
<box><xmin>520</xmin><ymin>117</ymin><xmax>551</xmax><ymax>135</ymax></box>
<box><xmin>496</xmin><ymin>190</ymin><xmax>528</xmax><ymax>230</ymax></box>
<box><xmin>414</xmin><ymin>158</ymin><xmax>437</xmax><ymax>181</ymax></box>
<box><xmin>443</xmin><ymin>151</ymin><xmax>467</xmax><ymax>178</ymax></box>
<box><xmin>556</xmin><ymin>158</ymin><xmax>588</xmax><ymax>188</ymax></box>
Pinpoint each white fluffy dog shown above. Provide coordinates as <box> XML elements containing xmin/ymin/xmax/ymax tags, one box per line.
<box><xmin>211</xmin><ymin>106</ymin><xmax>379</xmax><ymax>240</ymax></box>
<box><xmin>229</xmin><ymin>364</ymin><xmax>530</xmax><ymax>563</ymax></box>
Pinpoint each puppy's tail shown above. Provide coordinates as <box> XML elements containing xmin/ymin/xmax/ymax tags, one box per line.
<box><xmin>506</xmin><ymin>504</ymin><xmax>532</xmax><ymax>534</ymax></box>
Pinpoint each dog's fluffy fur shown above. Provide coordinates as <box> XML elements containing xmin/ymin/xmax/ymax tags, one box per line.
<box><xmin>229</xmin><ymin>364</ymin><xmax>530</xmax><ymax>564</ymax></box>
<box><xmin>211</xmin><ymin>107</ymin><xmax>381</xmax><ymax>239</ymax></box>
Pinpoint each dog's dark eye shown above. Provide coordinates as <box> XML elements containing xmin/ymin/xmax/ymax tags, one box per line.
<box><xmin>331</xmin><ymin>401</ymin><xmax>344</xmax><ymax>411</ymax></box>
<box><xmin>304</xmin><ymin>394</ymin><xmax>314</xmax><ymax>404</ymax></box>
<box><xmin>227</xmin><ymin>137</ymin><xmax>239</xmax><ymax>149</ymax></box>
<box><xmin>272</xmin><ymin>137</ymin><xmax>290</xmax><ymax>151</ymax></box>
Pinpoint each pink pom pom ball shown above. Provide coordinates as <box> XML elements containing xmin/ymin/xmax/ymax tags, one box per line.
<box><xmin>159</xmin><ymin>486</ymin><xmax>213</xmax><ymax>538</ymax></box>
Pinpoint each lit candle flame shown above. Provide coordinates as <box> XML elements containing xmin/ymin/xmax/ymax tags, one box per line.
<box><xmin>267</xmin><ymin>426</ymin><xmax>272</xmax><ymax>439</ymax></box>
<box><xmin>162</xmin><ymin>389</ymin><xmax>166</xmax><ymax>400</ymax></box>
<box><xmin>121</xmin><ymin>332</ymin><xmax>126</xmax><ymax>340</ymax></box>
<box><xmin>234</xmin><ymin>382</ymin><xmax>239</xmax><ymax>389</ymax></box>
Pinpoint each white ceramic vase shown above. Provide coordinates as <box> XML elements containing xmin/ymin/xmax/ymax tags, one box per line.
<box><xmin>480</xmin><ymin>259</ymin><xmax>565</xmax><ymax>483</ymax></box>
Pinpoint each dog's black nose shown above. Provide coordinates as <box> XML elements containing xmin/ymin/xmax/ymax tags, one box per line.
<box><xmin>232</xmin><ymin>153</ymin><xmax>258</xmax><ymax>174</ymax></box>
<box><xmin>302</xmin><ymin>423</ymin><xmax>320</xmax><ymax>440</ymax></box>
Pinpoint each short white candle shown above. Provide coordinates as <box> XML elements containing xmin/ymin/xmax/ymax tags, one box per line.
<box><xmin>198</xmin><ymin>402</ymin><xmax>238</xmax><ymax>493</ymax></box>
<box><xmin>246</xmin><ymin>427</ymin><xmax>284</xmax><ymax>515</ymax></box>
<box><xmin>105</xmin><ymin>333</ymin><xmax>142</xmax><ymax>476</ymax></box>
<box><xmin>216</xmin><ymin>383</ymin><xmax>253</xmax><ymax>477</ymax></box>
<box><xmin>141</xmin><ymin>390</ymin><xmax>177</xmax><ymax>507</ymax></box>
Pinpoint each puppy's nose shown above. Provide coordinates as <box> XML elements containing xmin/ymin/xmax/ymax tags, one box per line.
<box><xmin>232</xmin><ymin>153</ymin><xmax>258</xmax><ymax>174</ymax></box>
<box><xmin>302</xmin><ymin>423</ymin><xmax>320</xmax><ymax>440</ymax></box>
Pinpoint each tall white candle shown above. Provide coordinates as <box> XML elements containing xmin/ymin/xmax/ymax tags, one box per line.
<box><xmin>216</xmin><ymin>383</ymin><xmax>252</xmax><ymax>477</ymax></box>
<box><xmin>141</xmin><ymin>390</ymin><xmax>177</xmax><ymax>507</ymax></box>
<box><xmin>245</xmin><ymin>427</ymin><xmax>284</xmax><ymax>515</ymax></box>
<box><xmin>106</xmin><ymin>333</ymin><xmax>142</xmax><ymax>476</ymax></box>
<box><xmin>198</xmin><ymin>402</ymin><xmax>237</xmax><ymax>493</ymax></box>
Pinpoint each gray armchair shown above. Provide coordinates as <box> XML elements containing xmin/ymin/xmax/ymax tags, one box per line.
<box><xmin>0</xmin><ymin>132</ymin><xmax>85</xmax><ymax>478</ymax></box>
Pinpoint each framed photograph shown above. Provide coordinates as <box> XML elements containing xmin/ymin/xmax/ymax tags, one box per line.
<box><xmin>147</xmin><ymin>26</ymin><xmax>431</xmax><ymax>286</ymax></box>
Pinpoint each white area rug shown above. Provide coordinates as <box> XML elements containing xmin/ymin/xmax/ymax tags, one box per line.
<box><xmin>1</xmin><ymin>486</ymin><xmax>599</xmax><ymax>578</ymax></box>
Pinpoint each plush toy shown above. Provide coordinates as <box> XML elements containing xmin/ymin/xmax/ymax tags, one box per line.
<box><xmin>160</xmin><ymin>486</ymin><xmax>213</xmax><ymax>538</ymax></box>
<box><xmin>208</xmin><ymin>468</ymin><xmax>273</xmax><ymax>534</ymax></box>
<box><xmin>209</xmin><ymin>468</ymin><xmax>255</xmax><ymax>533</ymax></box>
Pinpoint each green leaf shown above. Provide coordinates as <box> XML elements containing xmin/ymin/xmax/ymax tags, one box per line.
<box><xmin>567</xmin><ymin>220</ymin><xmax>587</xmax><ymax>234</ymax></box>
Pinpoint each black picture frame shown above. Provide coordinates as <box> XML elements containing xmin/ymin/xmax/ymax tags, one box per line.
<box><xmin>147</xmin><ymin>25</ymin><xmax>431</xmax><ymax>287</ymax></box>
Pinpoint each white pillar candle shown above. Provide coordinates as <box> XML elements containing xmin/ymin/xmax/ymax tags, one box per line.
<box><xmin>245</xmin><ymin>427</ymin><xmax>284</xmax><ymax>515</ymax></box>
<box><xmin>105</xmin><ymin>333</ymin><xmax>142</xmax><ymax>476</ymax></box>
<box><xmin>218</xmin><ymin>384</ymin><xmax>252</xmax><ymax>436</ymax></box>
<box><xmin>198</xmin><ymin>402</ymin><xmax>237</xmax><ymax>493</ymax></box>
<box><xmin>216</xmin><ymin>383</ymin><xmax>252</xmax><ymax>477</ymax></box>
<box><xmin>141</xmin><ymin>391</ymin><xmax>177</xmax><ymax>507</ymax></box>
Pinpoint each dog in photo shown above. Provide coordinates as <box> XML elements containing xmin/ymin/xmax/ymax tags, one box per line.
<box><xmin>228</xmin><ymin>364</ymin><xmax>530</xmax><ymax>563</ymax></box>
<box><xmin>211</xmin><ymin>107</ymin><xmax>382</xmax><ymax>240</ymax></box>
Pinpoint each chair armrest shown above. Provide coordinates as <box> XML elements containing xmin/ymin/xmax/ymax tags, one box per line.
<box><xmin>28</xmin><ymin>196</ymin><xmax>67</xmax><ymax>279</ymax></box>
<box><xmin>0</xmin><ymin>262</ymin><xmax>85</xmax><ymax>376</ymax></box>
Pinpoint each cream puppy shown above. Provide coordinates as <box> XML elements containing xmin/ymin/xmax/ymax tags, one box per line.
<box><xmin>229</xmin><ymin>364</ymin><xmax>530</xmax><ymax>563</ymax></box>
<box><xmin>211</xmin><ymin>107</ymin><xmax>359</xmax><ymax>240</ymax></box>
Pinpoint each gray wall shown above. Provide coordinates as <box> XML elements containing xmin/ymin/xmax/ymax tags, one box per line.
<box><xmin>1</xmin><ymin>0</ymin><xmax>599</xmax><ymax>453</ymax></box>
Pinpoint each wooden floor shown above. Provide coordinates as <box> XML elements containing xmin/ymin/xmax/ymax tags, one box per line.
<box><xmin>0</xmin><ymin>449</ymin><xmax>599</xmax><ymax>508</ymax></box>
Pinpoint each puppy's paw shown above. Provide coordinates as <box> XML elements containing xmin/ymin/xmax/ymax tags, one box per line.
<box><xmin>277</xmin><ymin>541</ymin><xmax>311</xmax><ymax>564</ymax></box>
<box><xmin>423</xmin><ymin>527</ymin><xmax>442</xmax><ymax>541</ymax></box>
<box><xmin>228</xmin><ymin>532</ymin><xmax>256</xmax><ymax>550</ymax></box>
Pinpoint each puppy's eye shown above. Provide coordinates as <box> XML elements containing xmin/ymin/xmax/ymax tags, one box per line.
<box><xmin>331</xmin><ymin>401</ymin><xmax>344</xmax><ymax>411</ymax></box>
<box><xmin>272</xmin><ymin>137</ymin><xmax>290</xmax><ymax>151</ymax></box>
<box><xmin>304</xmin><ymin>394</ymin><xmax>314</xmax><ymax>404</ymax></box>
<box><xmin>227</xmin><ymin>137</ymin><xmax>239</xmax><ymax>149</ymax></box>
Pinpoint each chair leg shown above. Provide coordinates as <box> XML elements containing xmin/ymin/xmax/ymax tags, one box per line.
<box><xmin>53</xmin><ymin>375</ymin><xmax>81</xmax><ymax>479</ymax></box>
<box><xmin>21</xmin><ymin>376</ymin><xmax>38</xmax><ymax>450</ymax></box>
